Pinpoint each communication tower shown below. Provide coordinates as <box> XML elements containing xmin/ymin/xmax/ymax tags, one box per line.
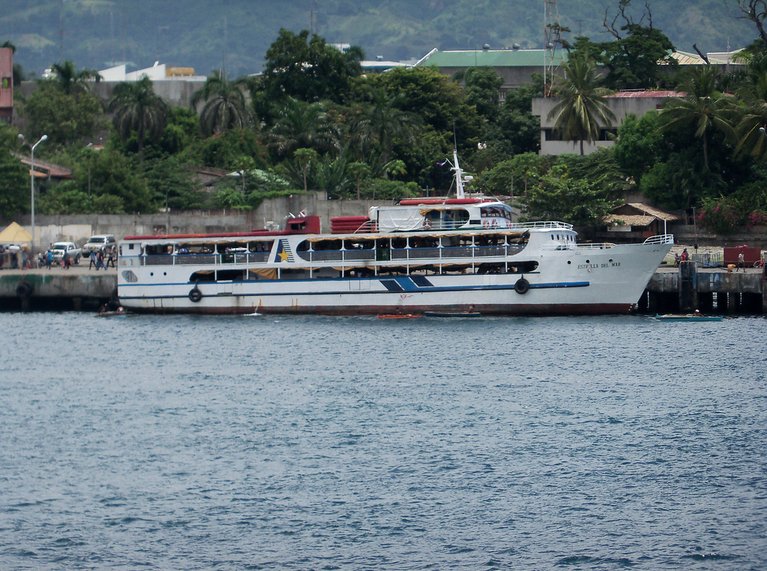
<box><xmin>543</xmin><ymin>0</ymin><xmax>563</xmax><ymax>96</ymax></box>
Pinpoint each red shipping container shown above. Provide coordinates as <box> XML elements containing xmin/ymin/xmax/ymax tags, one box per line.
<box><xmin>723</xmin><ymin>245</ymin><xmax>761</xmax><ymax>266</ymax></box>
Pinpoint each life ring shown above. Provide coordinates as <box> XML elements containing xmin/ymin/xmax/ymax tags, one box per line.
<box><xmin>16</xmin><ymin>281</ymin><xmax>33</xmax><ymax>298</ymax></box>
<box><xmin>188</xmin><ymin>286</ymin><xmax>202</xmax><ymax>303</ymax></box>
<box><xmin>514</xmin><ymin>277</ymin><xmax>530</xmax><ymax>294</ymax></box>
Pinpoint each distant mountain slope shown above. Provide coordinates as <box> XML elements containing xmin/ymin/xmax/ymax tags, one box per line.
<box><xmin>1</xmin><ymin>0</ymin><xmax>755</xmax><ymax>78</ymax></box>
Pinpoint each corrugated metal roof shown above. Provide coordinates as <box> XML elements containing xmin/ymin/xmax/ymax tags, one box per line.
<box><xmin>416</xmin><ymin>48</ymin><xmax>567</xmax><ymax>68</ymax></box>
<box><xmin>670</xmin><ymin>51</ymin><xmax>707</xmax><ymax>65</ymax></box>
<box><xmin>626</xmin><ymin>202</ymin><xmax>680</xmax><ymax>221</ymax></box>
<box><xmin>604</xmin><ymin>214</ymin><xmax>656</xmax><ymax>226</ymax></box>
<box><xmin>15</xmin><ymin>154</ymin><xmax>72</xmax><ymax>179</ymax></box>
<box><xmin>608</xmin><ymin>90</ymin><xmax>685</xmax><ymax>99</ymax></box>
<box><xmin>668</xmin><ymin>49</ymin><xmax>745</xmax><ymax>66</ymax></box>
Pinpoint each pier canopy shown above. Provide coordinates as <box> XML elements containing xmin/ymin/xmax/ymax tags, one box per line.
<box><xmin>0</xmin><ymin>222</ymin><xmax>32</xmax><ymax>245</ymax></box>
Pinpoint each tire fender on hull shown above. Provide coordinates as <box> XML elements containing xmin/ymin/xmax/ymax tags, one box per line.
<box><xmin>188</xmin><ymin>285</ymin><xmax>203</xmax><ymax>303</ymax></box>
<box><xmin>16</xmin><ymin>280</ymin><xmax>33</xmax><ymax>298</ymax></box>
<box><xmin>514</xmin><ymin>277</ymin><xmax>530</xmax><ymax>294</ymax></box>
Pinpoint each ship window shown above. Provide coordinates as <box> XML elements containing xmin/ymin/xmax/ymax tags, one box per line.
<box><xmin>345</xmin><ymin>238</ymin><xmax>374</xmax><ymax>250</ymax></box>
<box><xmin>216</xmin><ymin>269</ymin><xmax>246</xmax><ymax>281</ymax></box>
<box><xmin>249</xmin><ymin>240</ymin><xmax>274</xmax><ymax>253</ymax></box>
<box><xmin>280</xmin><ymin>268</ymin><xmax>310</xmax><ymax>280</ymax></box>
<box><xmin>312</xmin><ymin>239</ymin><xmax>343</xmax><ymax>251</ymax></box>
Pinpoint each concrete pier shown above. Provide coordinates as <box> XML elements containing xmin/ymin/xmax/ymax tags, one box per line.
<box><xmin>1</xmin><ymin>263</ymin><xmax>765</xmax><ymax>314</ymax></box>
<box><xmin>0</xmin><ymin>266</ymin><xmax>116</xmax><ymax>311</ymax></box>
<box><xmin>643</xmin><ymin>264</ymin><xmax>766</xmax><ymax>314</ymax></box>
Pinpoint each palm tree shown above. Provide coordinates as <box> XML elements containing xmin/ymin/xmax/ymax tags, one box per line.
<box><xmin>108</xmin><ymin>76</ymin><xmax>168</xmax><ymax>155</ymax></box>
<box><xmin>659</xmin><ymin>66</ymin><xmax>735</xmax><ymax>171</ymax></box>
<box><xmin>269</xmin><ymin>98</ymin><xmax>337</xmax><ymax>158</ymax></box>
<box><xmin>348</xmin><ymin>88</ymin><xmax>419</xmax><ymax>165</ymax></box>
<box><xmin>547</xmin><ymin>56</ymin><xmax>615</xmax><ymax>155</ymax></box>
<box><xmin>733</xmin><ymin>72</ymin><xmax>767</xmax><ymax>160</ymax></box>
<box><xmin>191</xmin><ymin>71</ymin><xmax>252</xmax><ymax>136</ymax></box>
<box><xmin>50</xmin><ymin>60</ymin><xmax>101</xmax><ymax>94</ymax></box>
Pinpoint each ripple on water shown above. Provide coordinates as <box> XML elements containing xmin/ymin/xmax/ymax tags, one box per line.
<box><xmin>0</xmin><ymin>313</ymin><xmax>766</xmax><ymax>569</ymax></box>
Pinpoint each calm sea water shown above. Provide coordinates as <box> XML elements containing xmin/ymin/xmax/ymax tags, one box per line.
<box><xmin>1</xmin><ymin>313</ymin><xmax>765</xmax><ymax>570</ymax></box>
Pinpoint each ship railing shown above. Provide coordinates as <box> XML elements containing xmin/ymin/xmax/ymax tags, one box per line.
<box><xmin>576</xmin><ymin>243</ymin><xmax>617</xmax><ymax>250</ymax></box>
<box><xmin>140</xmin><ymin>251</ymin><xmax>271</xmax><ymax>266</ymax></box>
<box><xmin>509</xmin><ymin>221</ymin><xmax>573</xmax><ymax>230</ymax></box>
<box><xmin>138</xmin><ymin>244</ymin><xmax>524</xmax><ymax>266</ymax></box>
<box><xmin>643</xmin><ymin>234</ymin><xmax>674</xmax><ymax>245</ymax></box>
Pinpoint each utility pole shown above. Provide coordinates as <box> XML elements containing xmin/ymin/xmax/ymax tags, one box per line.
<box><xmin>543</xmin><ymin>0</ymin><xmax>562</xmax><ymax>96</ymax></box>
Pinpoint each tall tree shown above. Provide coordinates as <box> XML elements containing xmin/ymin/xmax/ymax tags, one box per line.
<box><xmin>269</xmin><ymin>98</ymin><xmax>336</xmax><ymax>159</ymax></box>
<box><xmin>600</xmin><ymin>0</ymin><xmax>676</xmax><ymax>89</ymax></box>
<box><xmin>547</xmin><ymin>56</ymin><xmax>616</xmax><ymax>155</ymax></box>
<box><xmin>659</xmin><ymin>67</ymin><xmax>735</xmax><ymax>172</ymax></box>
<box><xmin>49</xmin><ymin>60</ymin><xmax>101</xmax><ymax>94</ymax></box>
<box><xmin>262</xmin><ymin>29</ymin><xmax>363</xmax><ymax>103</ymax></box>
<box><xmin>0</xmin><ymin>124</ymin><xmax>28</xmax><ymax>219</ymax></box>
<box><xmin>348</xmin><ymin>87</ymin><xmax>420</xmax><ymax>166</ymax></box>
<box><xmin>23</xmin><ymin>81</ymin><xmax>105</xmax><ymax>145</ymax></box>
<box><xmin>191</xmin><ymin>71</ymin><xmax>252</xmax><ymax>136</ymax></box>
<box><xmin>739</xmin><ymin>0</ymin><xmax>767</xmax><ymax>45</ymax></box>
<box><xmin>108</xmin><ymin>76</ymin><xmax>168</xmax><ymax>155</ymax></box>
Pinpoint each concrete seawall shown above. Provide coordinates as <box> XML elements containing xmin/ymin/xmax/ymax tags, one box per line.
<box><xmin>0</xmin><ymin>267</ymin><xmax>116</xmax><ymax>311</ymax></box>
<box><xmin>643</xmin><ymin>264</ymin><xmax>767</xmax><ymax>314</ymax></box>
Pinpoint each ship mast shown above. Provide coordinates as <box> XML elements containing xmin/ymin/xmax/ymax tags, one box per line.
<box><xmin>452</xmin><ymin>147</ymin><xmax>465</xmax><ymax>199</ymax></box>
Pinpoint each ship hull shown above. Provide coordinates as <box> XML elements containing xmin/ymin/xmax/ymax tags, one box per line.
<box><xmin>118</xmin><ymin>241</ymin><xmax>670</xmax><ymax>316</ymax></box>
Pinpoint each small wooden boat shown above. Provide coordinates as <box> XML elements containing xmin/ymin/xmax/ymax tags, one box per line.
<box><xmin>424</xmin><ymin>311</ymin><xmax>482</xmax><ymax>318</ymax></box>
<box><xmin>377</xmin><ymin>313</ymin><xmax>423</xmax><ymax>319</ymax></box>
<box><xmin>654</xmin><ymin>313</ymin><xmax>723</xmax><ymax>322</ymax></box>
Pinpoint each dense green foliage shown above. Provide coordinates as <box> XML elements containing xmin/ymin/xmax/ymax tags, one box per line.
<box><xmin>6</xmin><ymin>7</ymin><xmax>767</xmax><ymax>235</ymax></box>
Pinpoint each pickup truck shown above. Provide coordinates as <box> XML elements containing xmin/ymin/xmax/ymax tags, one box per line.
<box><xmin>50</xmin><ymin>241</ymin><xmax>81</xmax><ymax>264</ymax></box>
<box><xmin>81</xmin><ymin>234</ymin><xmax>116</xmax><ymax>257</ymax></box>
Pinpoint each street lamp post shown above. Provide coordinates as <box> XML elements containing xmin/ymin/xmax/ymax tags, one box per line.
<box><xmin>22</xmin><ymin>134</ymin><xmax>48</xmax><ymax>254</ymax></box>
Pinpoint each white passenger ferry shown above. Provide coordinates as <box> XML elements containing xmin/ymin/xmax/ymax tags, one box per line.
<box><xmin>117</xmin><ymin>154</ymin><xmax>673</xmax><ymax>315</ymax></box>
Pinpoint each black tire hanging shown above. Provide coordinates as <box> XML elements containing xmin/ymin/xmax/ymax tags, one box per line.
<box><xmin>15</xmin><ymin>281</ymin><xmax>33</xmax><ymax>298</ymax></box>
<box><xmin>514</xmin><ymin>277</ymin><xmax>530</xmax><ymax>295</ymax></box>
<box><xmin>188</xmin><ymin>286</ymin><xmax>202</xmax><ymax>303</ymax></box>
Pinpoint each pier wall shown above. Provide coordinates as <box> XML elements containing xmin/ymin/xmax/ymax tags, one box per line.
<box><xmin>0</xmin><ymin>270</ymin><xmax>115</xmax><ymax>311</ymax></box>
<box><xmin>642</xmin><ymin>263</ymin><xmax>767</xmax><ymax>314</ymax></box>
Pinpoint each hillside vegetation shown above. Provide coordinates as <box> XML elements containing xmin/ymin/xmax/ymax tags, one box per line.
<box><xmin>2</xmin><ymin>0</ymin><xmax>754</xmax><ymax>77</ymax></box>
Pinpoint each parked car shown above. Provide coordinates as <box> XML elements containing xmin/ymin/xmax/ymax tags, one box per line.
<box><xmin>81</xmin><ymin>234</ymin><xmax>116</xmax><ymax>257</ymax></box>
<box><xmin>51</xmin><ymin>241</ymin><xmax>81</xmax><ymax>264</ymax></box>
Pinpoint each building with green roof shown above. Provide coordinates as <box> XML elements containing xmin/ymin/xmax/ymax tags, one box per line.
<box><xmin>415</xmin><ymin>46</ymin><xmax>568</xmax><ymax>100</ymax></box>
